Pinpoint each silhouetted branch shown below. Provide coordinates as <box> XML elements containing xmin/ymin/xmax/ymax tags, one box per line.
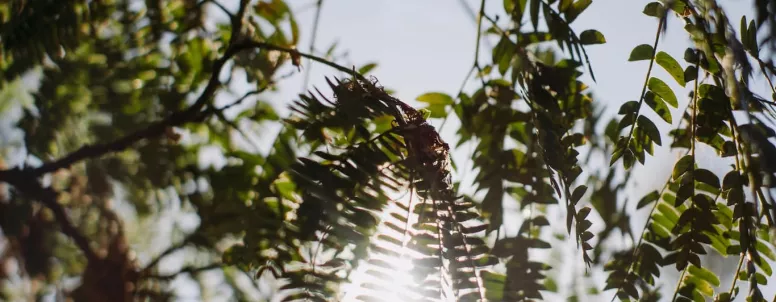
<box><xmin>301</xmin><ymin>0</ymin><xmax>324</xmax><ymax>91</ymax></box>
<box><xmin>198</xmin><ymin>0</ymin><xmax>233</xmax><ymax>19</ymax></box>
<box><xmin>0</xmin><ymin>41</ymin><xmax>358</xmax><ymax>184</ymax></box>
<box><xmin>5</xmin><ymin>175</ymin><xmax>99</xmax><ymax>263</ymax></box>
<box><xmin>140</xmin><ymin>235</ymin><xmax>197</xmax><ymax>275</ymax></box>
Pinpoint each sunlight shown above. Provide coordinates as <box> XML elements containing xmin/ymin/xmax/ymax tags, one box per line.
<box><xmin>339</xmin><ymin>194</ymin><xmax>429</xmax><ymax>302</ymax></box>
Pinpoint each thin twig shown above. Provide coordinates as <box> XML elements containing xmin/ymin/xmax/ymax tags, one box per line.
<box><xmin>624</xmin><ymin>17</ymin><xmax>665</xmax><ymax>151</ymax></box>
<box><xmin>301</xmin><ymin>0</ymin><xmax>324</xmax><ymax>91</ymax></box>
<box><xmin>198</xmin><ymin>0</ymin><xmax>233</xmax><ymax>19</ymax></box>
<box><xmin>140</xmin><ymin>234</ymin><xmax>198</xmax><ymax>275</ymax></box>
<box><xmin>726</xmin><ymin>254</ymin><xmax>745</xmax><ymax>295</ymax></box>
<box><xmin>438</xmin><ymin>0</ymin><xmax>487</xmax><ymax>134</ymax></box>
<box><xmin>670</xmin><ymin>266</ymin><xmax>689</xmax><ymax>302</ymax></box>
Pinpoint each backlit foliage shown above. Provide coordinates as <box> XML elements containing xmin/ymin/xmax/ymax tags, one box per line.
<box><xmin>0</xmin><ymin>0</ymin><xmax>774</xmax><ymax>301</ymax></box>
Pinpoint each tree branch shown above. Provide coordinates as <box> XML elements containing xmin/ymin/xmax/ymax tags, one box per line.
<box><xmin>6</xmin><ymin>174</ymin><xmax>99</xmax><ymax>263</ymax></box>
<box><xmin>140</xmin><ymin>234</ymin><xmax>198</xmax><ymax>275</ymax></box>
<box><xmin>0</xmin><ymin>41</ymin><xmax>359</xmax><ymax>184</ymax></box>
<box><xmin>301</xmin><ymin>0</ymin><xmax>324</xmax><ymax>91</ymax></box>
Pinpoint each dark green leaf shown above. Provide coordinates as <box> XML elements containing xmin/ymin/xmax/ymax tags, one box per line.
<box><xmin>618</xmin><ymin>100</ymin><xmax>640</xmax><ymax>115</ymax></box>
<box><xmin>643</xmin><ymin>2</ymin><xmax>664</xmax><ymax>17</ymax></box>
<box><xmin>629</xmin><ymin>44</ymin><xmax>654</xmax><ymax>61</ymax></box>
<box><xmin>684</xmin><ymin>48</ymin><xmax>699</xmax><ymax>64</ymax></box>
<box><xmin>684</xmin><ymin>65</ymin><xmax>698</xmax><ymax>83</ymax></box>
<box><xmin>673</xmin><ymin>155</ymin><xmax>694</xmax><ymax>180</ymax></box>
<box><xmin>571</xmin><ymin>185</ymin><xmax>588</xmax><ymax>204</ymax></box>
<box><xmin>637</xmin><ymin>116</ymin><xmax>661</xmax><ymax>146</ymax></box>
<box><xmin>722</xmin><ymin>171</ymin><xmax>741</xmax><ymax>190</ymax></box>
<box><xmin>644</xmin><ymin>91</ymin><xmax>672</xmax><ymax>123</ymax></box>
<box><xmin>637</xmin><ymin>190</ymin><xmax>660</xmax><ymax>209</ymax></box>
<box><xmin>694</xmin><ymin>169</ymin><xmax>720</xmax><ymax>189</ymax></box>
<box><xmin>577</xmin><ymin>206</ymin><xmax>592</xmax><ymax>219</ymax></box>
<box><xmin>579</xmin><ymin>30</ymin><xmax>606</xmax><ymax>45</ymax></box>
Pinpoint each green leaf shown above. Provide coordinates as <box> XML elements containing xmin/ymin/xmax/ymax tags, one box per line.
<box><xmin>648</xmin><ymin>77</ymin><xmax>678</xmax><ymax>107</ymax></box>
<box><xmin>756</xmin><ymin>240</ymin><xmax>776</xmax><ymax>261</ymax></box>
<box><xmin>637</xmin><ymin>116</ymin><xmax>661</xmax><ymax>146</ymax></box>
<box><xmin>564</xmin><ymin>0</ymin><xmax>592</xmax><ymax>23</ymax></box>
<box><xmin>676</xmin><ymin>274</ymin><xmax>714</xmax><ymax>301</ymax></box>
<box><xmin>684</xmin><ymin>65</ymin><xmax>698</xmax><ymax>83</ymax></box>
<box><xmin>544</xmin><ymin>277</ymin><xmax>559</xmax><ymax>292</ymax></box>
<box><xmin>577</xmin><ymin>206</ymin><xmax>592</xmax><ymax>219</ymax></box>
<box><xmin>684</xmin><ymin>48</ymin><xmax>699</xmax><ymax>64</ymax></box>
<box><xmin>637</xmin><ymin>190</ymin><xmax>660</xmax><ymax>209</ymax></box>
<box><xmin>559</xmin><ymin>0</ymin><xmax>573</xmax><ymax>12</ymax></box>
<box><xmin>358</xmin><ymin>63</ymin><xmax>378</xmax><ymax>75</ymax></box>
<box><xmin>656</xmin><ymin>51</ymin><xmax>685</xmax><ymax>86</ymax></box>
<box><xmin>579</xmin><ymin>30</ymin><xmax>606</xmax><ymax>45</ymax></box>
<box><xmin>618</xmin><ymin>100</ymin><xmax>639</xmax><ymax>115</ymax></box>
<box><xmin>610</xmin><ymin>148</ymin><xmax>625</xmax><ymax>166</ymax></box>
<box><xmin>694</xmin><ymin>169</ymin><xmax>720</xmax><ymax>189</ymax></box>
<box><xmin>623</xmin><ymin>149</ymin><xmax>635</xmax><ymax>169</ymax></box>
<box><xmin>673</xmin><ymin>155</ymin><xmax>694</xmax><ymax>180</ymax></box>
<box><xmin>747</xmin><ymin>20</ymin><xmax>759</xmax><ymax>57</ymax></box>
<box><xmin>644</xmin><ymin>91</ymin><xmax>672</xmax><ymax>123</ymax></box>
<box><xmin>571</xmin><ymin>185</ymin><xmax>588</xmax><ymax>204</ymax></box>
<box><xmin>629</xmin><ymin>44</ymin><xmax>655</xmax><ymax>61</ymax></box>
<box><xmin>740</xmin><ymin>16</ymin><xmax>748</xmax><ymax>50</ymax></box>
<box><xmin>504</xmin><ymin>0</ymin><xmax>516</xmax><ymax>13</ymax></box>
<box><xmin>643</xmin><ymin>2</ymin><xmax>664</xmax><ymax>17</ymax></box>
<box><xmin>416</xmin><ymin>92</ymin><xmax>454</xmax><ymax>105</ymax></box>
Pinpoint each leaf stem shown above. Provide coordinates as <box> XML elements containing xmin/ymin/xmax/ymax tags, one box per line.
<box><xmin>473</xmin><ymin>0</ymin><xmax>486</xmax><ymax>71</ymax></box>
<box><xmin>625</xmin><ymin>17</ymin><xmax>664</xmax><ymax>150</ymax></box>
<box><xmin>301</xmin><ymin>0</ymin><xmax>324</xmax><ymax>91</ymax></box>
<box><xmin>726</xmin><ymin>254</ymin><xmax>745</xmax><ymax>296</ymax></box>
<box><xmin>607</xmin><ymin>153</ymin><xmax>684</xmax><ymax>302</ymax></box>
<box><xmin>691</xmin><ymin>61</ymin><xmax>699</xmax><ymax>161</ymax></box>
<box><xmin>670</xmin><ymin>266</ymin><xmax>689</xmax><ymax>302</ymax></box>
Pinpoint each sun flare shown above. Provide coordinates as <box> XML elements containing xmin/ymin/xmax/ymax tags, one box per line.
<box><xmin>339</xmin><ymin>194</ymin><xmax>430</xmax><ymax>302</ymax></box>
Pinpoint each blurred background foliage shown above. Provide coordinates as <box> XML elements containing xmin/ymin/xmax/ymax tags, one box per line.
<box><xmin>0</xmin><ymin>0</ymin><xmax>775</xmax><ymax>301</ymax></box>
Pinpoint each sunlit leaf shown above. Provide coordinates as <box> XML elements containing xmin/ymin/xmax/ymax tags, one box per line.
<box><xmin>648</xmin><ymin>77</ymin><xmax>678</xmax><ymax>107</ymax></box>
<box><xmin>656</xmin><ymin>51</ymin><xmax>685</xmax><ymax>86</ymax></box>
